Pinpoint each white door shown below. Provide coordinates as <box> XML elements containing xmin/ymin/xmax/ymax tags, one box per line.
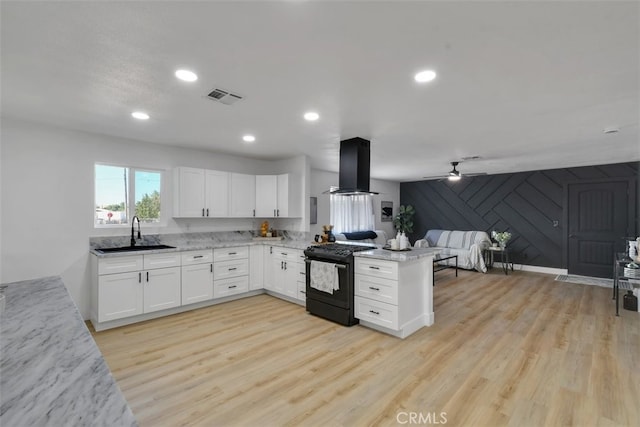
<box><xmin>175</xmin><ymin>167</ymin><xmax>206</xmax><ymax>217</ymax></box>
<box><xmin>255</xmin><ymin>175</ymin><xmax>278</xmax><ymax>217</ymax></box>
<box><xmin>98</xmin><ymin>271</ymin><xmax>143</xmax><ymax>322</ymax></box>
<box><xmin>283</xmin><ymin>260</ymin><xmax>299</xmax><ymax>298</ymax></box>
<box><xmin>205</xmin><ymin>170</ymin><xmax>229</xmax><ymax>217</ymax></box>
<box><xmin>230</xmin><ymin>173</ymin><xmax>256</xmax><ymax>217</ymax></box>
<box><xmin>271</xmin><ymin>257</ymin><xmax>286</xmax><ymax>294</ymax></box>
<box><xmin>144</xmin><ymin>267</ymin><xmax>181</xmax><ymax>313</ymax></box>
<box><xmin>181</xmin><ymin>263</ymin><xmax>213</xmax><ymax>305</ymax></box>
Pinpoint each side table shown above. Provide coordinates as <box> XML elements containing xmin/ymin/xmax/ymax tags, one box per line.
<box><xmin>484</xmin><ymin>246</ymin><xmax>513</xmax><ymax>275</ymax></box>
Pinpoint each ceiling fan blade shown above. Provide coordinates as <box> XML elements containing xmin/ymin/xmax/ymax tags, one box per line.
<box><xmin>421</xmin><ymin>175</ymin><xmax>449</xmax><ymax>180</ymax></box>
<box><xmin>461</xmin><ymin>172</ymin><xmax>488</xmax><ymax>177</ymax></box>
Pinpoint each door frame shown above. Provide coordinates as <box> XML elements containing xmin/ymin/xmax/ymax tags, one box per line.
<box><xmin>563</xmin><ymin>177</ymin><xmax>637</xmax><ymax>272</ymax></box>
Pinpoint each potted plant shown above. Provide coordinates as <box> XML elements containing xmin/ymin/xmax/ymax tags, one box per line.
<box><xmin>393</xmin><ymin>204</ymin><xmax>415</xmax><ymax>234</ymax></box>
<box><xmin>491</xmin><ymin>230</ymin><xmax>512</xmax><ymax>248</ymax></box>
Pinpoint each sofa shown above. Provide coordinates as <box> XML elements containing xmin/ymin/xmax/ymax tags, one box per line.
<box><xmin>413</xmin><ymin>229</ymin><xmax>491</xmax><ymax>273</ymax></box>
<box><xmin>334</xmin><ymin>230</ymin><xmax>389</xmax><ymax>246</ymax></box>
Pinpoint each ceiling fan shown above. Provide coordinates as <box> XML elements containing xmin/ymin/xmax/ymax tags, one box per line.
<box><xmin>422</xmin><ymin>161</ymin><xmax>488</xmax><ymax>182</ymax></box>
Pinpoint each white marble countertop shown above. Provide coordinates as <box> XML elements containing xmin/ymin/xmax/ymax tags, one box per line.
<box><xmin>90</xmin><ymin>239</ymin><xmax>313</xmax><ymax>257</ymax></box>
<box><xmin>0</xmin><ymin>276</ymin><xmax>137</xmax><ymax>426</ymax></box>
<box><xmin>354</xmin><ymin>247</ymin><xmax>441</xmax><ymax>262</ymax></box>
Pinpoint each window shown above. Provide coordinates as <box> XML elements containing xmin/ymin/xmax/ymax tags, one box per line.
<box><xmin>95</xmin><ymin>164</ymin><xmax>163</xmax><ymax>226</ymax></box>
<box><xmin>330</xmin><ymin>194</ymin><xmax>375</xmax><ymax>233</ymax></box>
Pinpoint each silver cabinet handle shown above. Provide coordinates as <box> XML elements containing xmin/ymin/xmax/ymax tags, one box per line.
<box><xmin>277</xmin><ymin>209</ymin><xmax>280</xmax><ymax>217</ymax></box>
<box><xmin>210</xmin><ymin>264</ymin><xmax>213</xmax><ymax>273</ymax></box>
<box><xmin>369</xmin><ymin>266</ymin><xmax>380</xmax><ymax>270</ymax></box>
<box><xmin>206</xmin><ymin>208</ymin><xmax>209</xmax><ymax>217</ymax></box>
<box><xmin>369</xmin><ymin>310</ymin><xmax>380</xmax><ymax>315</ymax></box>
<box><xmin>229</xmin><ymin>285</ymin><xmax>237</xmax><ymax>289</ymax></box>
<box><xmin>146</xmin><ymin>271</ymin><xmax>149</xmax><ymax>282</ymax></box>
<box><xmin>284</xmin><ymin>262</ymin><xmax>287</xmax><ymax>270</ymax></box>
<box><xmin>281</xmin><ymin>261</ymin><xmax>284</xmax><ymax>269</ymax></box>
<box><xmin>228</xmin><ymin>267</ymin><xmax>237</xmax><ymax>271</ymax></box>
<box><xmin>281</xmin><ymin>252</ymin><xmax>288</xmax><ymax>256</ymax></box>
<box><xmin>228</xmin><ymin>252</ymin><xmax>237</xmax><ymax>255</ymax></box>
<box><xmin>253</xmin><ymin>209</ymin><xmax>255</xmax><ymax>217</ymax></box>
<box><xmin>194</xmin><ymin>255</ymin><xmax>203</xmax><ymax>259</ymax></box>
<box><xmin>138</xmin><ymin>272</ymin><xmax>142</xmax><ymax>283</ymax></box>
<box><xmin>369</xmin><ymin>286</ymin><xmax>380</xmax><ymax>291</ymax></box>
<box><xmin>202</xmin><ymin>208</ymin><xmax>205</xmax><ymax>217</ymax></box>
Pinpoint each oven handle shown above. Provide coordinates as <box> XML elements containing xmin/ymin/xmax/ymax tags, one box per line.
<box><xmin>304</xmin><ymin>259</ymin><xmax>347</xmax><ymax>269</ymax></box>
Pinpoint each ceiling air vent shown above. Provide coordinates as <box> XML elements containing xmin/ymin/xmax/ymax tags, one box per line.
<box><xmin>206</xmin><ymin>88</ymin><xmax>243</xmax><ymax>106</ymax></box>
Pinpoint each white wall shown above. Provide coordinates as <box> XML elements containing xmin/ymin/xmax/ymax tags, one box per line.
<box><xmin>0</xmin><ymin>118</ymin><xmax>307</xmax><ymax>317</ymax></box>
<box><xmin>309</xmin><ymin>168</ymin><xmax>400</xmax><ymax>239</ymax></box>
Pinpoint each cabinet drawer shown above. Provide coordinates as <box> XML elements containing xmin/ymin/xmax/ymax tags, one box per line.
<box><xmin>214</xmin><ymin>276</ymin><xmax>249</xmax><ymax>298</ymax></box>
<box><xmin>181</xmin><ymin>250</ymin><xmax>214</xmax><ymax>265</ymax></box>
<box><xmin>295</xmin><ymin>262</ymin><xmax>306</xmax><ymax>281</ymax></box>
<box><xmin>355</xmin><ymin>296</ymin><xmax>398</xmax><ymax>330</ymax></box>
<box><xmin>144</xmin><ymin>253</ymin><xmax>181</xmax><ymax>270</ymax></box>
<box><xmin>355</xmin><ymin>274</ymin><xmax>398</xmax><ymax>305</ymax></box>
<box><xmin>273</xmin><ymin>248</ymin><xmax>303</xmax><ymax>261</ymax></box>
<box><xmin>98</xmin><ymin>255</ymin><xmax>143</xmax><ymax>275</ymax></box>
<box><xmin>355</xmin><ymin>258</ymin><xmax>398</xmax><ymax>280</ymax></box>
<box><xmin>214</xmin><ymin>246</ymin><xmax>249</xmax><ymax>262</ymax></box>
<box><xmin>214</xmin><ymin>259</ymin><xmax>249</xmax><ymax>280</ymax></box>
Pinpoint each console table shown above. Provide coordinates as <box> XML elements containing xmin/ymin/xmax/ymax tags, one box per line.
<box><xmin>612</xmin><ymin>252</ymin><xmax>639</xmax><ymax>316</ymax></box>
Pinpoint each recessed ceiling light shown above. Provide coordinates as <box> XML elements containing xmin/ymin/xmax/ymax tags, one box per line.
<box><xmin>131</xmin><ymin>111</ymin><xmax>150</xmax><ymax>120</ymax></box>
<box><xmin>304</xmin><ymin>111</ymin><xmax>320</xmax><ymax>121</ymax></box>
<box><xmin>414</xmin><ymin>70</ymin><xmax>437</xmax><ymax>83</ymax></box>
<box><xmin>175</xmin><ymin>69</ymin><xmax>198</xmax><ymax>82</ymax></box>
<box><xmin>242</xmin><ymin>135</ymin><xmax>256</xmax><ymax>143</ymax></box>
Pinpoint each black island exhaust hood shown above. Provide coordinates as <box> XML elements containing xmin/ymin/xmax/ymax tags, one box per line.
<box><xmin>329</xmin><ymin>137</ymin><xmax>378</xmax><ymax>195</ymax></box>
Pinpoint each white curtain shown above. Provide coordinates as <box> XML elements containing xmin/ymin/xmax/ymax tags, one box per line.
<box><xmin>330</xmin><ymin>194</ymin><xmax>375</xmax><ymax>233</ymax></box>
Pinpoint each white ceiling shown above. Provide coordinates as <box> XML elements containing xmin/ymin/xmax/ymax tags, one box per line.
<box><xmin>1</xmin><ymin>1</ymin><xmax>638</xmax><ymax>182</ymax></box>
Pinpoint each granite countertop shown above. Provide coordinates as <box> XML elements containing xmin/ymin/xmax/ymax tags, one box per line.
<box><xmin>354</xmin><ymin>247</ymin><xmax>441</xmax><ymax>262</ymax></box>
<box><xmin>0</xmin><ymin>276</ymin><xmax>137</xmax><ymax>427</ymax></box>
<box><xmin>90</xmin><ymin>239</ymin><xmax>314</xmax><ymax>257</ymax></box>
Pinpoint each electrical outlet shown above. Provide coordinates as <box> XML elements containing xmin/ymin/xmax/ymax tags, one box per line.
<box><xmin>553</xmin><ymin>220</ymin><xmax>559</xmax><ymax>227</ymax></box>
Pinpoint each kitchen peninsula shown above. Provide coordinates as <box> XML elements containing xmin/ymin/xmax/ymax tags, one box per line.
<box><xmin>353</xmin><ymin>247</ymin><xmax>440</xmax><ymax>338</ymax></box>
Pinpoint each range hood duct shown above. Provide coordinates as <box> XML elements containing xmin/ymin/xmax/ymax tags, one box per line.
<box><xmin>330</xmin><ymin>137</ymin><xmax>378</xmax><ymax>195</ymax></box>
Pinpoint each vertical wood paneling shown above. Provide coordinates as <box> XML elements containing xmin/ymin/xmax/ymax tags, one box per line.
<box><xmin>401</xmin><ymin>162</ymin><xmax>639</xmax><ymax>269</ymax></box>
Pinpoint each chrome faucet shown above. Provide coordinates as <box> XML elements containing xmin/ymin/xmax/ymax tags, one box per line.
<box><xmin>131</xmin><ymin>216</ymin><xmax>141</xmax><ymax>246</ymax></box>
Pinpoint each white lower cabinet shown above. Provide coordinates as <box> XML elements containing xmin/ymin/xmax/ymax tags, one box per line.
<box><xmin>213</xmin><ymin>246</ymin><xmax>250</xmax><ymax>298</ymax></box>
<box><xmin>354</xmin><ymin>256</ymin><xmax>433</xmax><ymax>339</ymax></box>
<box><xmin>98</xmin><ymin>271</ymin><xmax>143</xmax><ymax>322</ymax></box>
<box><xmin>249</xmin><ymin>245</ymin><xmax>264</xmax><ymax>290</ymax></box>
<box><xmin>269</xmin><ymin>248</ymin><xmax>305</xmax><ymax>301</ymax></box>
<box><xmin>144</xmin><ymin>267</ymin><xmax>181</xmax><ymax>313</ymax></box>
<box><xmin>96</xmin><ymin>253</ymin><xmax>181</xmax><ymax>323</ymax></box>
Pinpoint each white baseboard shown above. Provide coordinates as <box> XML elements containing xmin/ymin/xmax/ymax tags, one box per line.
<box><xmin>494</xmin><ymin>262</ymin><xmax>567</xmax><ymax>276</ymax></box>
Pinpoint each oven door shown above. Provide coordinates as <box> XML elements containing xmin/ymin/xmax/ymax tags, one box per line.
<box><xmin>305</xmin><ymin>258</ymin><xmax>351</xmax><ymax>309</ymax></box>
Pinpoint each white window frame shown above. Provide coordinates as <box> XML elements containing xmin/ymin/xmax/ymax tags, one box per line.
<box><xmin>94</xmin><ymin>162</ymin><xmax>167</xmax><ymax>229</ymax></box>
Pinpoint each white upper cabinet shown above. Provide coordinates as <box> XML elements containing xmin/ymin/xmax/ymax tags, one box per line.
<box><xmin>205</xmin><ymin>170</ymin><xmax>229</xmax><ymax>217</ymax></box>
<box><xmin>174</xmin><ymin>167</ymin><xmax>206</xmax><ymax>217</ymax></box>
<box><xmin>174</xmin><ymin>167</ymin><xmax>229</xmax><ymax>217</ymax></box>
<box><xmin>255</xmin><ymin>175</ymin><xmax>278</xmax><ymax>217</ymax></box>
<box><xmin>230</xmin><ymin>173</ymin><xmax>256</xmax><ymax>217</ymax></box>
<box><xmin>253</xmin><ymin>173</ymin><xmax>301</xmax><ymax>218</ymax></box>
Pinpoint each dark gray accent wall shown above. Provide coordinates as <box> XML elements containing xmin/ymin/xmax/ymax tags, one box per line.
<box><xmin>401</xmin><ymin>162</ymin><xmax>639</xmax><ymax>269</ymax></box>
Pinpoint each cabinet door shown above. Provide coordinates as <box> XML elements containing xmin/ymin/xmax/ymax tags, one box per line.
<box><xmin>270</xmin><ymin>257</ymin><xmax>286</xmax><ymax>294</ymax></box>
<box><xmin>205</xmin><ymin>170</ymin><xmax>229</xmax><ymax>217</ymax></box>
<box><xmin>230</xmin><ymin>173</ymin><xmax>256</xmax><ymax>217</ymax></box>
<box><xmin>182</xmin><ymin>263</ymin><xmax>213</xmax><ymax>305</ymax></box>
<box><xmin>98</xmin><ymin>271</ymin><xmax>143</xmax><ymax>322</ymax></box>
<box><xmin>255</xmin><ymin>175</ymin><xmax>278</xmax><ymax>217</ymax></box>
<box><xmin>249</xmin><ymin>245</ymin><xmax>264</xmax><ymax>290</ymax></box>
<box><xmin>144</xmin><ymin>267</ymin><xmax>181</xmax><ymax>313</ymax></box>
<box><xmin>263</xmin><ymin>246</ymin><xmax>274</xmax><ymax>290</ymax></box>
<box><xmin>283</xmin><ymin>261</ymin><xmax>299</xmax><ymax>298</ymax></box>
<box><xmin>276</xmin><ymin>173</ymin><xmax>289</xmax><ymax>217</ymax></box>
<box><xmin>174</xmin><ymin>167</ymin><xmax>206</xmax><ymax>217</ymax></box>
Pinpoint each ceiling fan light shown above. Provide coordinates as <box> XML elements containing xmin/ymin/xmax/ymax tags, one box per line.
<box><xmin>448</xmin><ymin>175</ymin><xmax>461</xmax><ymax>182</ymax></box>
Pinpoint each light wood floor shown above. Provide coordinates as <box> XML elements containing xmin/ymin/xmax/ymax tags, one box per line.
<box><xmin>91</xmin><ymin>269</ymin><xmax>640</xmax><ymax>427</ymax></box>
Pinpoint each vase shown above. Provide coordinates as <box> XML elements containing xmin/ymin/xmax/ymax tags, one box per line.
<box><xmin>499</xmin><ymin>242</ymin><xmax>506</xmax><ymax>249</ymax></box>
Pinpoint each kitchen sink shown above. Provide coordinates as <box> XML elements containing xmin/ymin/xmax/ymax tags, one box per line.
<box><xmin>95</xmin><ymin>244</ymin><xmax>176</xmax><ymax>253</ymax></box>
